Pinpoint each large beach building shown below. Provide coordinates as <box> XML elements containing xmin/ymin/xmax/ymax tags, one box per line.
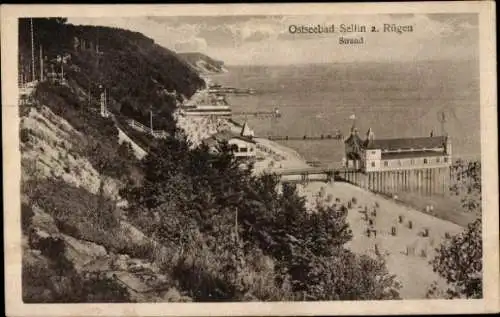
<box><xmin>345</xmin><ymin>125</ymin><xmax>452</xmax><ymax>173</ymax></box>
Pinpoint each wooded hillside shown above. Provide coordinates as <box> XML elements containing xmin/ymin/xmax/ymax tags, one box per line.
<box><xmin>19</xmin><ymin>18</ymin><xmax>205</xmax><ymax>131</ymax></box>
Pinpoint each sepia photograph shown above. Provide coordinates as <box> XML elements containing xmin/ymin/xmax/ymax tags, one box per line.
<box><xmin>2</xmin><ymin>2</ymin><xmax>498</xmax><ymax>316</ymax></box>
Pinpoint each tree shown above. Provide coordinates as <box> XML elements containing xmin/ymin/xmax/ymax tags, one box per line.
<box><xmin>429</xmin><ymin>159</ymin><xmax>482</xmax><ymax>298</ymax></box>
<box><xmin>430</xmin><ymin>218</ymin><xmax>482</xmax><ymax>298</ymax></box>
<box><xmin>450</xmin><ymin>159</ymin><xmax>481</xmax><ymax>214</ymax></box>
<box><xmin>120</xmin><ymin>130</ymin><xmax>402</xmax><ymax>301</ymax></box>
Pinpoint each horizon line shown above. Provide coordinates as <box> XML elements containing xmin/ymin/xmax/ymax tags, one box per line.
<box><xmin>222</xmin><ymin>58</ymin><xmax>478</xmax><ymax>67</ymax></box>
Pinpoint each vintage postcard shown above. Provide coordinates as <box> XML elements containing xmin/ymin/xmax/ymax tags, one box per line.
<box><xmin>2</xmin><ymin>2</ymin><xmax>498</xmax><ymax>316</ymax></box>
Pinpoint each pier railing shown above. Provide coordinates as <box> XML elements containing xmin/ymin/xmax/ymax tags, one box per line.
<box><xmin>267</xmin><ymin>134</ymin><xmax>344</xmax><ymax>141</ymax></box>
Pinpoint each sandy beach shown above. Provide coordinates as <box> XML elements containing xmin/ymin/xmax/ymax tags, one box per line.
<box><xmin>297</xmin><ymin>181</ymin><xmax>463</xmax><ymax>298</ymax></box>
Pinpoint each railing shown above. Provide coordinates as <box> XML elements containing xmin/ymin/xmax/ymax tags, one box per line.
<box><xmin>127</xmin><ymin>119</ymin><xmax>150</xmax><ymax>133</ymax></box>
<box><xmin>126</xmin><ymin>119</ymin><xmax>169</xmax><ymax>139</ymax></box>
<box><xmin>151</xmin><ymin>130</ymin><xmax>169</xmax><ymax>139</ymax></box>
<box><xmin>267</xmin><ymin>134</ymin><xmax>344</xmax><ymax>141</ymax></box>
<box><xmin>19</xmin><ymin>81</ymin><xmax>38</xmax><ymax>97</ymax></box>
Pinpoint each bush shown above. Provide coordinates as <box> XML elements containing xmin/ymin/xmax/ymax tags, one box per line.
<box><xmin>21</xmin><ymin>203</ymin><xmax>35</xmax><ymax>234</ymax></box>
<box><xmin>20</xmin><ymin>128</ymin><xmax>31</xmax><ymax>143</ymax></box>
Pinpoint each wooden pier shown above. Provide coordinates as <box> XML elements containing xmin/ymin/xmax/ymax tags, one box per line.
<box><xmin>232</xmin><ymin>109</ymin><xmax>281</xmax><ymax>119</ymax></box>
<box><xmin>267</xmin><ymin>134</ymin><xmax>343</xmax><ymax>141</ymax></box>
<box><xmin>272</xmin><ymin>165</ymin><xmax>451</xmax><ymax>196</ymax></box>
<box><xmin>208</xmin><ymin>87</ymin><xmax>255</xmax><ymax>95</ymax></box>
<box><xmin>337</xmin><ymin>167</ymin><xmax>451</xmax><ymax>196</ymax></box>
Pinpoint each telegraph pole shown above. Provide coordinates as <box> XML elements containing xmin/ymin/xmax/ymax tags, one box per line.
<box><xmin>61</xmin><ymin>57</ymin><xmax>64</xmax><ymax>83</ymax></box>
<box><xmin>30</xmin><ymin>18</ymin><xmax>35</xmax><ymax>82</ymax></box>
<box><xmin>149</xmin><ymin>106</ymin><xmax>154</xmax><ymax>133</ymax></box>
<box><xmin>235</xmin><ymin>207</ymin><xmax>239</xmax><ymax>244</ymax></box>
<box><xmin>39</xmin><ymin>45</ymin><xmax>44</xmax><ymax>82</ymax></box>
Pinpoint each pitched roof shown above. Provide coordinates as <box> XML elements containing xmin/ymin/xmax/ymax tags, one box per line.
<box><xmin>365</xmin><ymin>136</ymin><xmax>447</xmax><ymax>150</ymax></box>
<box><xmin>240</xmin><ymin>121</ymin><xmax>254</xmax><ymax>137</ymax></box>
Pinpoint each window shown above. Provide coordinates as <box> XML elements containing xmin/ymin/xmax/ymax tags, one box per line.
<box><xmin>240</xmin><ymin>147</ymin><xmax>248</xmax><ymax>153</ymax></box>
<box><xmin>436</xmin><ymin>157</ymin><xmax>440</xmax><ymax>163</ymax></box>
<box><xmin>410</xmin><ymin>159</ymin><xmax>415</xmax><ymax>165</ymax></box>
<box><xmin>384</xmin><ymin>161</ymin><xmax>389</xmax><ymax>167</ymax></box>
<box><xmin>424</xmin><ymin>158</ymin><xmax>428</xmax><ymax>164</ymax></box>
<box><xmin>249</xmin><ymin>147</ymin><xmax>253</xmax><ymax>152</ymax></box>
<box><xmin>371</xmin><ymin>162</ymin><xmax>375</xmax><ymax>167</ymax></box>
<box><xmin>444</xmin><ymin>157</ymin><xmax>448</xmax><ymax>163</ymax></box>
<box><xmin>371</xmin><ymin>151</ymin><xmax>376</xmax><ymax>154</ymax></box>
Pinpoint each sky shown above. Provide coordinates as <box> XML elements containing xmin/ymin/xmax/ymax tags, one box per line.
<box><xmin>68</xmin><ymin>14</ymin><xmax>478</xmax><ymax>66</ymax></box>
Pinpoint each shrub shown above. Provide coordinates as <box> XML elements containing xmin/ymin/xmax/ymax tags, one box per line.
<box><xmin>20</xmin><ymin>128</ymin><xmax>31</xmax><ymax>143</ymax></box>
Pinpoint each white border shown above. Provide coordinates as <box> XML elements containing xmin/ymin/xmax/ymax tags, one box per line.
<box><xmin>2</xmin><ymin>2</ymin><xmax>498</xmax><ymax>316</ymax></box>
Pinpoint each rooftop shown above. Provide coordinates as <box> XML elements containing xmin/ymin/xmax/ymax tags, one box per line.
<box><xmin>202</xmin><ymin>130</ymin><xmax>256</xmax><ymax>148</ymax></box>
<box><xmin>365</xmin><ymin>136</ymin><xmax>447</xmax><ymax>151</ymax></box>
<box><xmin>381</xmin><ymin>150</ymin><xmax>447</xmax><ymax>160</ymax></box>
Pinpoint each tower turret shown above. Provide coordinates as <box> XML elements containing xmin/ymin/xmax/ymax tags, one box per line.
<box><xmin>240</xmin><ymin>121</ymin><xmax>254</xmax><ymax>138</ymax></box>
<box><xmin>445</xmin><ymin>136</ymin><xmax>452</xmax><ymax>157</ymax></box>
<box><xmin>366</xmin><ymin>128</ymin><xmax>375</xmax><ymax>141</ymax></box>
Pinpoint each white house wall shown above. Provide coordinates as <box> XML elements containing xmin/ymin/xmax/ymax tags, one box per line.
<box><xmin>228</xmin><ymin>139</ymin><xmax>256</xmax><ymax>157</ymax></box>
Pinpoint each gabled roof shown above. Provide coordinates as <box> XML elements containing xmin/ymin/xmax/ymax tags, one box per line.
<box><xmin>240</xmin><ymin>121</ymin><xmax>254</xmax><ymax>138</ymax></box>
<box><xmin>365</xmin><ymin>136</ymin><xmax>447</xmax><ymax>151</ymax></box>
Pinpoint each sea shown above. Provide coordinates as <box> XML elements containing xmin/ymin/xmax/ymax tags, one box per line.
<box><xmin>210</xmin><ymin>60</ymin><xmax>480</xmax><ymax>164</ymax></box>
